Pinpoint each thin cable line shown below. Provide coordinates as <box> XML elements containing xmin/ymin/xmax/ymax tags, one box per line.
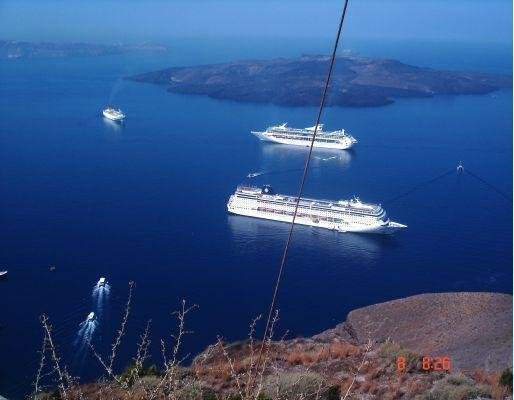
<box><xmin>465</xmin><ymin>168</ymin><xmax>512</xmax><ymax>202</ymax></box>
<box><xmin>256</xmin><ymin>0</ymin><xmax>351</xmax><ymax>368</ymax></box>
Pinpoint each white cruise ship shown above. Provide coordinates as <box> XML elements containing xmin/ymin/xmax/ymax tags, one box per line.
<box><xmin>102</xmin><ymin>106</ymin><xmax>125</xmax><ymax>121</ymax></box>
<box><xmin>227</xmin><ymin>185</ymin><xmax>406</xmax><ymax>234</ymax></box>
<box><xmin>251</xmin><ymin>123</ymin><xmax>357</xmax><ymax>150</ymax></box>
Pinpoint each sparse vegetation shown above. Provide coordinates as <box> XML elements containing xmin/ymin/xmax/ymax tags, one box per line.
<box><xmin>499</xmin><ymin>368</ymin><xmax>512</xmax><ymax>391</ymax></box>
<box><xmin>29</xmin><ymin>284</ymin><xmax>513</xmax><ymax>400</ymax></box>
<box><xmin>377</xmin><ymin>340</ymin><xmax>420</xmax><ymax>373</ymax></box>
<box><xmin>428</xmin><ymin>373</ymin><xmax>489</xmax><ymax>400</ymax></box>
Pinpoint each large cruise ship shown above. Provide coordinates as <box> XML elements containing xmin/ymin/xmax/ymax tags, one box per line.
<box><xmin>251</xmin><ymin>123</ymin><xmax>357</xmax><ymax>150</ymax></box>
<box><xmin>227</xmin><ymin>185</ymin><xmax>406</xmax><ymax>234</ymax></box>
<box><xmin>102</xmin><ymin>106</ymin><xmax>125</xmax><ymax>122</ymax></box>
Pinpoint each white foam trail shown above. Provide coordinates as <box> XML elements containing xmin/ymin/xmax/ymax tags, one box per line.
<box><xmin>247</xmin><ymin>171</ymin><xmax>265</xmax><ymax>178</ymax></box>
<box><xmin>92</xmin><ymin>281</ymin><xmax>111</xmax><ymax>318</ymax></box>
<box><xmin>73</xmin><ymin>316</ymin><xmax>99</xmax><ymax>365</ymax></box>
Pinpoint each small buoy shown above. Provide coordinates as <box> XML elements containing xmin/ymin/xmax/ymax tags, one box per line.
<box><xmin>457</xmin><ymin>162</ymin><xmax>464</xmax><ymax>173</ymax></box>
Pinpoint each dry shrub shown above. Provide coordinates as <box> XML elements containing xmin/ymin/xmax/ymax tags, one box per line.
<box><xmin>384</xmin><ymin>387</ymin><xmax>403</xmax><ymax>400</ymax></box>
<box><xmin>322</xmin><ymin>341</ymin><xmax>359</xmax><ymax>360</ymax></box>
<box><xmin>286</xmin><ymin>341</ymin><xmax>358</xmax><ymax>366</ymax></box>
<box><xmin>405</xmin><ymin>378</ymin><xmax>431</xmax><ymax>397</ymax></box>
<box><xmin>428</xmin><ymin>373</ymin><xmax>490</xmax><ymax>400</ymax></box>
<box><xmin>470</xmin><ymin>370</ymin><xmax>511</xmax><ymax>400</ymax></box>
<box><xmin>359</xmin><ymin>379</ymin><xmax>372</xmax><ymax>393</ymax></box>
<box><xmin>262</xmin><ymin>371</ymin><xmax>325</xmax><ymax>400</ymax></box>
<box><xmin>286</xmin><ymin>349</ymin><xmax>317</xmax><ymax>365</ymax></box>
<box><xmin>366</xmin><ymin>364</ymin><xmax>384</xmax><ymax>380</ymax></box>
<box><xmin>378</xmin><ymin>340</ymin><xmax>420</xmax><ymax>373</ymax></box>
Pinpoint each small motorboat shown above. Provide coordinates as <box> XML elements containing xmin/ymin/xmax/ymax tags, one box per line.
<box><xmin>98</xmin><ymin>277</ymin><xmax>106</xmax><ymax>286</ymax></box>
<box><xmin>87</xmin><ymin>312</ymin><xmax>95</xmax><ymax>321</ymax></box>
<box><xmin>0</xmin><ymin>271</ymin><xmax>7</xmax><ymax>279</ymax></box>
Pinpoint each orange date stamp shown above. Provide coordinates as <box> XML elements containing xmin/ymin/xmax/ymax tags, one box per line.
<box><xmin>397</xmin><ymin>356</ymin><xmax>451</xmax><ymax>372</ymax></box>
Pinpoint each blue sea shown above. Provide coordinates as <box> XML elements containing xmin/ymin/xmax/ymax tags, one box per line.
<box><xmin>0</xmin><ymin>37</ymin><xmax>512</xmax><ymax>397</ymax></box>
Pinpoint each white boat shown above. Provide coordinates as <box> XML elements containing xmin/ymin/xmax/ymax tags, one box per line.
<box><xmin>251</xmin><ymin>123</ymin><xmax>357</xmax><ymax>150</ymax></box>
<box><xmin>98</xmin><ymin>277</ymin><xmax>106</xmax><ymax>286</ymax></box>
<box><xmin>227</xmin><ymin>185</ymin><xmax>406</xmax><ymax>234</ymax></box>
<box><xmin>0</xmin><ymin>271</ymin><xmax>7</xmax><ymax>278</ymax></box>
<box><xmin>102</xmin><ymin>107</ymin><xmax>125</xmax><ymax>121</ymax></box>
<box><xmin>87</xmin><ymin>312</ymin><xmax>95</xmax><ymax>321</ymax></box>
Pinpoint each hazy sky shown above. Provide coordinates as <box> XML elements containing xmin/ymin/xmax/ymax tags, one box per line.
<box><xmin>0</xmin><ymin>0</ymin><xmax>511</xmax><ymax>44</ymax></box>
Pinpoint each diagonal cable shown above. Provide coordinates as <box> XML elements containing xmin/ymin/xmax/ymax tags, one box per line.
<box><xmin>256</xmin><ymin>0</ymin><xmax>351</xmax><ymax>368</ymax></box>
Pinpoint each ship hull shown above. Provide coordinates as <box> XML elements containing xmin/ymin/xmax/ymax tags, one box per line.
<box><xmin>252</xmin><ymin>131</ymin><xmax>354</xmax><ymax>150</ymax></box>
<box><xmin>227</xmin><ymin>204</ymin><xmax>404</xmax><ymax>235</ymax></box>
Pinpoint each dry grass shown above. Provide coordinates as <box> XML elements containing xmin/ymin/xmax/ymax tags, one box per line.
<box><xmin>427</xmin><ymin>373</ymin><xmax>490</xmax><ymax>400</ymax></box>
<box><xmin>469</xmin><ymin>370</ymin><xmax>511</xmax><ymax>400</ymax></box>
<box><xmin>29</xmin><ymin>283</ymin><xmax>510</xmax><ymax>400</ymax></box>
<box><xmin>285</xmin><ymin>341</ymin><xmax>359</xmax><ymax>366</ymax></box>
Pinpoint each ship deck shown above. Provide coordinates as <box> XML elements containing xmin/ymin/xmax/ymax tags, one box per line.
<box><xmin>235</xmin><ymin>186</ymin><xmax>382</xmax><ymax>216</ymax></box>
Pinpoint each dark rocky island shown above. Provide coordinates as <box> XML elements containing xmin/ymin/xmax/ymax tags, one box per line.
<box><xmin>129</xmin><ymin>55</ymin><xmax>512</xmax><ymax>107</ymax></box>
<box><xmin>0</xmin><ymin>40</ymin><xmax>168</xmax><ymax>59</ymax></box>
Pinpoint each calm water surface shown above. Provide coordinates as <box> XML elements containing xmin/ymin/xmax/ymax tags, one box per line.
<box><xmin>0</xmin><ymin>38</ymin><xmax>512</xmax><ymax>397</ymax></box>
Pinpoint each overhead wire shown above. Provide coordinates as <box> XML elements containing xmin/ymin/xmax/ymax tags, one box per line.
<box><xmin>256</xmin><ymin>0</ymin><xmax>351</xmax><ymax>368</ymax></box>
<box><xmin>464</xmin><ymin>168</ymin><xmax>512</xmax><ymax>202</ymax></box>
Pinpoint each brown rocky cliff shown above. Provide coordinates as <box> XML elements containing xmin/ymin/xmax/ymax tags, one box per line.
<box><xmin>318</xmin><ymin>292</ymin><xmax>512</xmax><ymax>372</ymax></box>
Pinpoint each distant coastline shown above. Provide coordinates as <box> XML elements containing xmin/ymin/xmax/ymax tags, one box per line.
<box><xmin>0</xmin><ymin>40</ymin><xmax>168</xmax><ymax>59</ymax></box>
<box><xmin>128</xmin><ymin>55</ymin><xmax>512</xmax><ymax>107</ymax></box>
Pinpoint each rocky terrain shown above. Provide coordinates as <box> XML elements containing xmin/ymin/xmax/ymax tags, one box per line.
<box><xmin>0</xmin><ymin>40</ymin><xmax>168</xmax><ymax>59</ymax></box>
<box><xmin>319</xmin><ymin>292</ymin><xmax>513</xmax><ymax>372</ymax></box>
<box><xmin>128</xmin><ymin>55</ymin><xmax>512</xmax><ymax>107</ymax></box>
<box><xmin>28</xmin><ymin>292</ymin><xmax>512</xmax><ymax>400</ymax></box>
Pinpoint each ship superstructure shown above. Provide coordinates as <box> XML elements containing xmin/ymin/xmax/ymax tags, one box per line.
<box><xmin>251</xmin><ymin>123</ymin><xmax>357</xmax><ymax>150</ymax></box>
<box><xmin>227</xmin><ymin>185</ymin><xmax>406</xmax><ymax>234</ymax></box>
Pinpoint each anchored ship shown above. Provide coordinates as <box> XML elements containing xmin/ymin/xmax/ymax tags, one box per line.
<box><xmin>251</xmin><ymin>123</ymin><xmax>357</xmax><ymax>150</ymax></box>
<box><xmin>102</xmin><ymin>106</ymin><xmax>125</xmax><ymax>121</ymax></box>
<box><xmin>227</xmin><ymin>185</ymin><xmax>406</xmax><ymax>234</ymax></box>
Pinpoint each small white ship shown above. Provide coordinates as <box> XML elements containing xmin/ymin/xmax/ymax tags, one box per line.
<box><xmin>87</xmin><ymin>312</ymin><xmax>95</xmax><ymax>321</ymax></box>
<box><xmin>251</xmin><ymin>123</ymin><xmax>357</xmax><ymax>150</ymax></box>
<box><xmin>227</xmin><ymin>185</ymin><xmax>406</xmax><ymax>234</ymax></box>
<box><xmin>102</xmin><ymin>107</ymin><xmax>125</xmax><ymax>121</ymax></box>
<box><xmin>98</xmin><ymin>277</ymin><xmax>106</xmax><ymax>286</ymax></box>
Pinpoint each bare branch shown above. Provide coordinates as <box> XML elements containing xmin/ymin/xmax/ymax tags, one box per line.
<box><xmin>108</xmin><ymin>281</ymin><xmax>135</xmax><ymax>372</ymax></box>
<box><xmin>40</xmin><ymin>314</ymin><xmax>69</xmax><ymax>400</ymax></box>
<box><xmin>341</xmin><ymin>339</ymin><xmax>372</xmax><ymax>400</ymax></box>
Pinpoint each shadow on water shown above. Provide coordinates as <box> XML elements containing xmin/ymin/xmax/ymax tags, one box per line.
<box><xmin>102</xmin><ymin>117</ymin><xmax>124</xmax><ymax>135</ymax></box>
<box><xmin>227</xmin><ymin>214</ymin><xmax>399</xmax><ymax>264</ymax></box>
<box><xmin>259</xmin><ymin>142</ymin><xmax>354</xmax><ymax>167</ymax></box>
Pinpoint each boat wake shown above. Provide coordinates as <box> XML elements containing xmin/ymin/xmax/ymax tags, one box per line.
<box><xmin>247</xmin><ymin>171</ymin><xmax>265</xmax><ymax>178</ymax></box>
<box><xmin>92</xmin><ymin>279</ymin><xmax>111</xmax><ymax>318</ymax></box>
<box><xmin>313</xmin><ymin>155</ymin><xmax>338</xmax><ymax>161</ymax></box>
<box><xmin>73</xmin><ymin>313</ymin><xmax>98</xmax><ymax>365</ymax></box>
